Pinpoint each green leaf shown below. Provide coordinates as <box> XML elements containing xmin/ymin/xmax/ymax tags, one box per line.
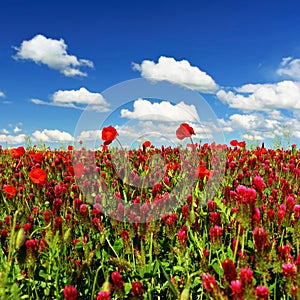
<box><xmin>113</xmin><ymin>238</ymin><xmax>123</xmax><ymax>252</ymax></box>
<box><xmin>212</xmin><ymin>262</ymin><xmax>223</xmax><ymax>276</ymax></box>
<box><xmin>125</xmin><ymin>282</ymin><xmax>132</xmax><ymax>294</ymax></box>
<box><xmin>248</xmin><ymin>239</ymin><xmax>254</xmax><ymax>249</ymax></box>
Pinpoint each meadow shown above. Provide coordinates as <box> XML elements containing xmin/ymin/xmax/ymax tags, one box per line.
<box><xmin>0</xmin><ymin>124</ymin><xmax>299</xmax><ymax>299</ymax></box>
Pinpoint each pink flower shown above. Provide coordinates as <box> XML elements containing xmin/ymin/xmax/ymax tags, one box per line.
<box><xmin>240</xmin><ymin>267</ymin><xmax>253</xmax><ymax>285</ymax></box>
<box><xmin>96</xmin><ymin>291</ymin><xmax>110</xmax><ymax>300</ymax></box>
<box><xmin>230</xmin><ymin>280</ymin><xmax>243</xmax><ymax>297</ymax></box>
<box><xmin>282</xmin><ymin>263</ymin><xmax>296</xmax><ymax>278</ymax></box>
<box><xmin>202</xmin><ymin>273</ymin><xmax>218</xmax><ymax>294</ymax></box>
<box><xmin>63</xmin><ymin>286</ymin><xmax>78</xmax><ymax>300</ymax></box>
<box><xmin>255</xmin><ymin>286</ymin><xmax>269</xmax><ymax>299</ymax></box>
<box><xmin>253</xmin><ymin>227</ymin><xmax>268</xmax><ymax>251</ymax></box>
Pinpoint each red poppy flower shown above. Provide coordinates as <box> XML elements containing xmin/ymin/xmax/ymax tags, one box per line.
<box><xmin>195</xmin><ymin>165</ymin><xmax>211</xmax><ymax>180</ymax></box>
<box><xmin>230</xmin><ymin>140</ymin><xmax>238</xmax><ymax>147</ymax></box>
<box><xmin>11</xmin><ymin>146</ymin><xmax>25</xmax><ymax>158</ymax></box>
<box><xmin>176</xmin><ymin>123</ymin><xmax>195</xmax><ymax>140</ymax></box>
<box><xmin>102</xmin><ymin>126</ymin><xmax>118</xmax><ymax>145</ymax></box>
<box><xmin>73</xmin><ymin>162</ymin><xmax>85</xmax><ymax>178</ymax></box>
<box><xmin>33</xmin><ymin>152</ymin><xmax>44</xmax><ymax>163</ymax></box>
<box><xmin>68</xmin><ymin>145</ymin><xmax>73</xmax><ymax>151</ymax></box>
<box><xmin>142</xmin><ymin>140</ymin><xmax>151</xmax><ymax>148</ymax></box>
<box><xmin>238</xmin><ymin>141</ymin><xmax>246</xmax><ymax>148</ymax></box>
<box><xmin>28</xmin><ymin>168</ymin><xmax>47</xmax><ymax>184</ymax></box>
<box><xmin>3</xmin><ymin>185</ymin><xmax>17</xmax><ymax>197</ymax></box>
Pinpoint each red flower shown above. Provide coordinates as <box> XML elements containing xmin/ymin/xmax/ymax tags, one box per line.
<box><xmin>28</xmin><ymin>168</ymin><xmax>47</xmax><ymax>184</ymax></box>
<box><xmin>255</xmin><ymin>286</ymin><xmax>269</xmax><ymax>300</ymax></box>
<box><xmin>253</xmin><ymin>227</ymin><xmax>268</xmax><ymax>251</ymax></box>
<box><xmin>195</xmin><ymin>165</ymin><xmax>211</xmax><ymax>180</ymax></box>
<box><xmin>3</xmin><ymin>185</ymin><xmax>17</xmax><ymax>197</ymax></box>
<box><xmin>230</xmin><ymin>280</ymin><xmax>243</xmax><ymax>297</ymax></box>
<box><xmin>230</xmin><ymin>140</ymin><xmax>238</xmax><ymax>147</ymax></box>
<box><xmin>63</xmin><ymin>285</ymin><xmax>78</xmax><ymax>300</ymax></box>
<box><xmin>238</xmin><ymin>141</ymin><xmax>246</xmax><ymax>148</ymax></box>
<box><xmin>130</xmin><ymin>281</ymin><xmax>144</xmax><ymax>298</ymax></box>
<box><xmin>176</xmin><ymin>123</ymin><xmax>195</xmax><ymax>140</ymax></box>
<box><xmin>102</xmin><ymin>126</ymin><xmax>118</xmax><ymax>145</ymax></box>
<box><xmin>202</xmin><ymin>273</ymin><xmax>218</xmax><ymax>293</ymax></box>
<box><xmin>142</xmin><ymin>140</ymin><xmax>151</xmax><ymax>148</ymax></box>
<box><xmin>68</xmin><ymin>145</ymin><xmax>73</xmax><ymax>151</ymax></box>
<box><xmin>96</xmin><ymin>291</ymin><xmax>111</xmax><ymax>300</ymax></box>
<box><xmin>73</xmin><ymin>162</ymin><xmax>85</xmax><ymax>178</ymax></box>
<box><xmin>33</xmin><ymin>152</ymin><xmax>44</xmax><ymax>163</ymax></box>
<box><xmin>222</xmin><ymin>258</ymin><xmax>237</xmax><ymax>283</ymax></box>
<box><xmin>11</xmin><ymin>146</ymin><xmax>25</xmax><ymax>158</ymax></box>
<box><xmin>111</xmin><ymin>271</ymin><xmax>124</xmax><ymax>290</ymax></box>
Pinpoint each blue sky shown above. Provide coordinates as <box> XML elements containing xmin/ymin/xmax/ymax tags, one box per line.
<box><xmin>1</xmin><ymin>0</ymin><xmax>300</xmax><ymax>148</ymax></box>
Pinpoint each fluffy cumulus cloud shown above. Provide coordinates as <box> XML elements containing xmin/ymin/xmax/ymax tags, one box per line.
<box><xmin>14</xmin><ymin>34</ymin><xmax>94</xmax><ymax>77</ymax></box>
<box><xmin>277</xmin><ymin>57</ymin><xmax>300</xmax><ymax>80</ymax></box>
<box><xmin>32</xmin><ymin>129</ymin><xmax>73</xmax><ymax>142</ymax></box>
<box><xmin>216</xmin><ymin>80</ymin><xmax>300</xmax><ymax>111</ymax></box>
<box><xmin>218</xmin><ymin>110</ymin><xmax>300</xmax><ymax>142</ymax></box>
<box><xmin>0</xmin><ymin>91</ymin><xmax>5</xmax><ymax>98</ymax></box>
<box><xmin>31</xmin><ymin>87</ymin><xmax>110</xmax><ymax>111</ymax></box>
<box><xmin>0</xmin><ymin>134</ymin><xmax>27</xmax><ymax>144</ymax></box>
<box><xmin>133</xmin><ymin>56</ymin><xmax>218</xmax><ymax>93</ymax></box>
<box><xmin>120</xmin><ymin>98</ymin><xmax>200</xmax><ymax>122</ymax></box>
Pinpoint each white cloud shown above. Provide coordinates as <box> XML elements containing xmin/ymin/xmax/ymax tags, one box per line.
<box><xmin>13</xmin><ymin>126</ymin><xmax>22</xmax><ymax>133</ymax></box>
<box><xmin>32</xmin><ymin>129</ymin><xmax>73</xmax><ymax>142</ymax></box>
<box><xmin>0</xmin><ymin>91</ymin><xmax>5</xmax><ymax>98</ymax></box>
<box><xmin>216</xmin><ymin>80</ymin><xmax>300</xmax><ymax>111</ymax></box>
<box><xmin>31</xmin><ymin>87</ymin><xmax>110</xmax><ymax>112</ymax></box>
<box><xmin>14</xmin><ymin>34</ymin><xmax>94</xmax><ymax>77</ymax></box>
<box><xmin>218</xmin><ymin>110</ymin><xmax>300</xmax><ymax>142</ymax></box>
<box><xmin>0</xmin><ymin>129</ymin><xmax>9</xmax><ymax>134</ymax></box>
<box><xmin>120</xmin><ymin>98</ymin><xmax>200</xmax><ymax>122</ymax></box>
<box><xmin>242</xmin><ymin>133</ymin><xmax>264</xmax><ymax>141</ymax></box>
<box><xmin>77</xmin><ymin>130</ymin><xmax>102</xmax><ymax>141</ymax></box>
<box><xmin>133</xmin><ymin>56</ymin><xmax>218</xmax><ymax>93</ymax></box>
<box><xmin>277</xmin><ymin>57</ymin><xmax>300</xmax><ymax>80</ymax></box>
<box><xmin>0</xmin><ymin>134</ymin><xmax>27</xmax><ymax>144</ymax></box>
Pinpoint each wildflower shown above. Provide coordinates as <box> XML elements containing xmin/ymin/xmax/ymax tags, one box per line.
<box><xmin>209</xmin><ymin>225</ymin><xmax>222</xmax><ymax>243</ymax></box>
<box><xmin>255</xmin><ymin>286</ymin><xmax>269</xmax><ymax>300</ymax></box>
<box><xmin>230</xmin><ymin>140</ymin><xmax>238</xmax><ymax>147</ymax></box>
<box><xmin>230</xmin><ymin>280</ymin><xmax>243</xmax><ymax>298</ymax></box>
<box><xmin>222</xmin><ymin>258</ymin><xmax>237</xmax><ymax>283</ymax></box>
<box><xmin>177</xmin><ymin>228</ymin><xmax>187</xmax><ymax>246</ymax></box>
<box><xmin>102</xmin><ymin>126</ymin><xmax>118</xmax><ymax>145</ymax></box>
<box><xmin>130</xmin><ymin>281</ymin><xmax>144</xmax><ymax>298</ymax></box>
<box><xmin>240</xmin><ymin>267</ymin><xmax>253</xmax><ymax>285</ymax></box>
<box><xmin>195</xmin><ymin>164</ymin><xmax>211</xmax><ymax>180</ymax></box>
<box><xmin>11</xmin><ymin>146</ymin><xmax>25</xmax><ymax>158</ymax></box>
<box><xmin>28</xmin><ymin>168</ymin><xmax>47</xmax><ymax>184</ymax></box>
<box><xmin>79</xmin><ymin>204</ymin><xmax>89</xmax><ymax>217</ymax></box>
<box><xmin>111</xmin><ymin>271</ymin><xmax>124</xmax><ymax>290</ymax></box>
<box><xmin>252</xmin><ymin>176</ymin><xmax>266</xmax><ymax>194</ymax></box>
<box><xmin>73</xmin><ymin>162</ymin><xmax>85</xmax><ymax>178</ymax></box>
<box><xmin>253</xmin><ymin>227</ymin><xmax>268</xmax><ymax>251</ymax></box>
<box><xmin>63</xmin><ymin>285</ymin><xmax>78</xmax><ymax>300</ymax></box>
<box><xmin>202</xmin><ymin>273</ymin><xmax>220</xmax><ymax>297</ymax></box>
<box><xmin>96</xmin><ymin>291</ymin><xmax>111</xmax><ymax>300</ymax></box>
<box><xmin>282</xmin><ymin>263</ymin><xmax>296</xmax><ymax>278</ymax></box>
<box><xmin>176</xmin><ymin>123</ymin><xmax>195</xmax><ymax>140</ymax></box>
<box><xmin>3</xmin><ymin>185</ymin><xmax>17</xmax><ymax>198</ymax></box>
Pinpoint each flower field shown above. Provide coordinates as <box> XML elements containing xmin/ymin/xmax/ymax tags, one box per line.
<box><xmin>1</xmin><ymin>124</ymin><xmax>300</xmax><ymax>299</ymax></box>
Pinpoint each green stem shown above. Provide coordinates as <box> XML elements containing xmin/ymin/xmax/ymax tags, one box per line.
<box><xmin>106</xmin><ymin>237</ymin><xmax>119</xmax><ymax>259</ymax></box>
<box><xmin>91</xmin><ymin>263</ymin><xmax>103</xmax><ymax>300</ymax></box>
